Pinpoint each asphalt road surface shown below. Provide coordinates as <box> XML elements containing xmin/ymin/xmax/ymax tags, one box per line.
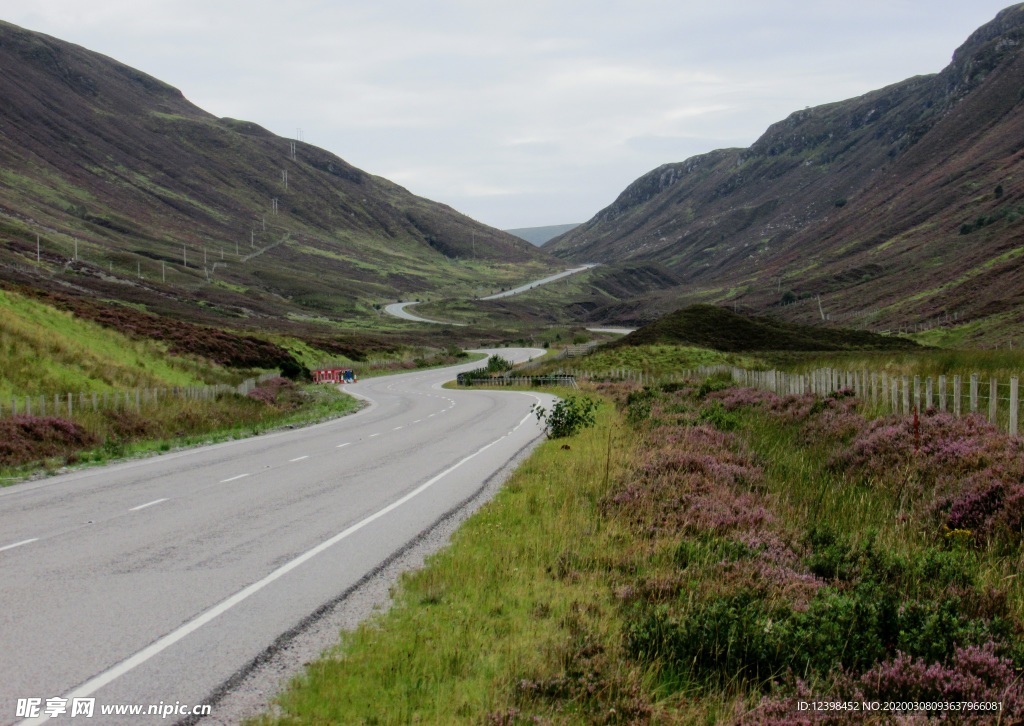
<box><xmin>478</xmin><ymin>263</ymin><xmax>597</xmax><ymax>300</ymax></box>
<box><xmin>382</xmin><ymin>301</ymin><xmax>465</xmax><ymax>326</ymax></box>
<box><xmin>0</xmin><ymin>349</ymin><xmax>550</xmax><ymax>725</ymax></box>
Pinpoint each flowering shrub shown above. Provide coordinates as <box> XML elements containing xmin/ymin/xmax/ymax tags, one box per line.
<box><xmin>0</xmin><ymin>415</ymin><xmax>97</xmax><ymax>466</ymax></box>
<box><xmin>247</xmin><ymin>377</ymin><xmax>300</xmax><ymax>408</ymax></box>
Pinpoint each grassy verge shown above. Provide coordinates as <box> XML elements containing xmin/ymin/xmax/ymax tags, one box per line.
<box><xmin>252</xmin><ymin>401</ymin><xmax>651</xmax><ymax>724</ymax></box>
<box><xmin>0</xmin><ymin>380</ymin><xmax>360</xmax><ymax>484</ymax></box>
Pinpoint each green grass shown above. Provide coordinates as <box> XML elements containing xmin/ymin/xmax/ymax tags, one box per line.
<box><xmin>252</xmin><ymin>401</ymin><xmax>645</xmax><ymax>724</ymax></box>
<box><xmin>563</xmin><ymin>344</ymin><xmax>758</xmax><ymax>375</ymax></box>
<box><xmin>1</xmin><ymin>381</ymin><xmax>361</xmax><ymax>483</ymax></box>
<box><xmin>764</xmin><ymin>345</ymin><xmax>1024</xmax><ymax>379</ymax></box>
<box><xmin>0</xmin><ymin>288</ymin><xmax>228</xmax><ymax>397</ymax></box>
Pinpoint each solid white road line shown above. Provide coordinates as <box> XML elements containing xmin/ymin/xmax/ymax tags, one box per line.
<box><xmin>289</xmin><ymin>456</ymin><xmax>309</xmax><ymax>462</ymax></box>
<box><xmin>0</xmin><ymin>538</ymin><xmax>38</xmax><ymax>553</ymax></box>
<box><xmin>219</xmin><ymin>474</ymin><xmax>250</xmax><ymax>483</ymax></box>
<box><xmin>336</xmin><ymin>443</ymin><xmax>351</xmax><ymax>448</ymax></box>
<box><xmin>129</xmin><ymin>499</ymin><xmax>168</xmax><ymax>512</ymax></box>
<box><xmin>19</xmin><ymin>407</ymin><xmax>541</xmax><ymax>725</ymax></box>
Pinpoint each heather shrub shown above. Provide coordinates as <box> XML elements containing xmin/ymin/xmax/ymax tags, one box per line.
<box><xmin>854</xmin><ymin>642</ymin><xmax>1024</xmax><ymax>716</ymax></box>
<box><xmin>625</xmin><ymin>387</ymin><xmax>656</xmax><ymax>426</ymax></box>
<box><xmin>698</xmin><ymin>400</ymin><xmax>742</xmax><ymax>431</ymax></box>
<box><xmin>697</xmin><ymin>376</ymin><xmax>732</xmax><ymax>397</ymax></box>
<box><xmin>626</xmin><ymin>583</ymin><xmax>1014</xmax><ymax>689</ymax></box>
<box><xmin>745</xmin><ymin>643</ymin><xmax>1024</xmax><ymax>724</ymax></box>
<box><xmin>247</xmin><ymin>377</ymin><xmax>301</xmax><ymax>409</ymax></box>
<box><xmin>0</xmin><ymin>415</ymin><xmax>98</xmax><ymax>467</ymax></box>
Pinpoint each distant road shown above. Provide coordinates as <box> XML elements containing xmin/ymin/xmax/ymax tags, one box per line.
<box><xmin>479</xmin><ymin>263</ymin><xmax>598</xmax><ymax>300</ymax></box>
<box><xmin>382</xmin><ymin>264</ymin><xmax>599</xmax><ymax>325</ymax></box>
<box><xmin>1</xmin><ymin>350</ymin><xmax>549</xmax><ymax>725</ymax></box>
<box><xmin>586</xmin><ymin>327</ymin><xmax>636</xmax><ymax>335</ymax></box>
<box><xmin>383</xmin><ymin>302</ymin><xmax>465</xmax><ymax>326</ymax></box>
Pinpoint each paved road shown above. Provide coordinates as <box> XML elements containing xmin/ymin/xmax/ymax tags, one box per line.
<box><xmin>0</xmin><ymin>350</ymin><xmax>550</xmax><ymax>725</ymax></box>
<box><xmin>479</xmin><ymin>263</ymin><xmax>597</xmax><ymax>300</ymax></box>
<box><xmin>383</xmin><ymin>301</ymin><xmax>465</xmax><ymax>326</ymax></box>
<box><xmin>382</xmin><ymin>264</ymin><xmax>599</xmax><ymax>325</ymax></box>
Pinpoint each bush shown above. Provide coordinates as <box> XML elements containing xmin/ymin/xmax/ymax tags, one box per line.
<box><xmin>486</xmin><ymin>355</ymin><xmax>514</xmax><ymax>373</ymax></box>
<box><xmin>532</xmin><ymin>396</ymin><xmax>599</xmax><ymax>439</ymax></box>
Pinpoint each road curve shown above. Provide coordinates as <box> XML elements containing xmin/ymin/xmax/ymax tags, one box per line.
<box><xmin>1</xmin><ymin>350</ymin><xmax>550</xmax><ymax>725</ymax></box>
<box><xmin>383</xmin><ymin>301</ymin><xmax>465</xmax><ymax>326</ymax></box>
<box><xmin>382</xmin><ymin>264</ymin><xmax>599</xmax><ymax>325</ymax></box>
<box><xmin>478</xmin><ymin>263</ymin><xmax>597</xmax><ymax>300</ymax></box>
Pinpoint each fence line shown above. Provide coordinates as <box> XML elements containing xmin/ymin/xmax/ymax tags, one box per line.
<box><xmin>457</xmin><ymin>374</ymin><xmax>577</xmax><ymax>389</ymax></box>
<box><xmin>0</xmin><ymin>371</ymin><xmax>280</xmax><ymax>421</ymax></box>
<box><xmin>555</xmin><ymin>365</ymin><xmax>1024</xmax><ymax>438</ymax></box>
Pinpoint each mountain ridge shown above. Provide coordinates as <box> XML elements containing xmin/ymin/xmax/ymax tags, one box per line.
<box><xmin>546</xmin><ymin>4</ymin><xmax>1024</xmax><ymax>344</ymax></box>
<box><xmin>0</xmin><ymin>18</ymin><xmax>558</xmax><ymax>341</ymax></box>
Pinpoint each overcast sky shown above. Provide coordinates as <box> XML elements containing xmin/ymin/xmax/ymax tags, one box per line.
<box><xmin>0</xmin><ymin>1</ymin><xmax>1018</xmax><ymax>229</ymax></box>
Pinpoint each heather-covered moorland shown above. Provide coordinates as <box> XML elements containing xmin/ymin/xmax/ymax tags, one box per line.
<box><xmin>258</xmin><ymin>370</ymin><xmax>1024</xmax><ymax>723</ymax></box>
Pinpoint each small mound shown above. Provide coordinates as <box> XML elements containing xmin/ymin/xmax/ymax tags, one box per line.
<box><xmin>614</xmin><ymin>305</ymin><xmax>920</xmax><ymax>352</ymax></box>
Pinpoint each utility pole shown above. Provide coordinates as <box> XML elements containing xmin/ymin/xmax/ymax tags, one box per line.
<box><xmin>282</xmin><ymin>169</ymin><xmax>288</xmax><ymax>191</ymax></box>
<box><xmin>36</xmin><ymin>233</ymin><xmax>40</xmax><ymax>262</ymax></box>
<box><xmin>183</xmin><ymin>245</ymin><xmax>187</xmax><ymax>268</ymax></box>
<box><xmin>74</xmin><ymin>239</ymin><xmax>78</xmax><ymax>261</ymax></box>
<box><xmin>162</xmin><ymin>261</ymin><xmax>166</xmax><ymax>282</ymax></box>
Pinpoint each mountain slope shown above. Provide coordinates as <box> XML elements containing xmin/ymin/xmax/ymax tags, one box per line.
<box><xmin>546</xmin><ymin>4</ymin><xmax>1024</xmax><ymax>343</ymax></box>
<box><xmin>0</xmin><ymin>19</ymin><xmax>558</xmax><ymax>334</ymax></box>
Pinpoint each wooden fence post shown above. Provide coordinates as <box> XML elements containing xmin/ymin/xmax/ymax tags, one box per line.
<box><xmin>902</xmin><ymin>376</ymin><xmax>910</xmax><ymax>415</ymax></box>
<box><xmin>913</xmin><ymin>376</ymin><xmax>921</xmax><ymax>412</ymax></box>
<box><xmin>1011</xmin><ymin>377</ymin><xmax>1019</xmax><ymax>437</ymax></box>
<box><xmin>953</xmin><ymin>376</ymin><xmax>962</xmax><ymax>417</ymax></box>
<box><xmin>970</xmin><ymin>375</ymin><xmax>978</xmax><ymax>413</ymax></box>
<box><xmin>926</xmin><ymin>377</ymin><xmax>933</xmax><ymax>410</ymax></box>
<box><xmin>938</xmin><ymin>375</ymin><xmax>947</xmax><ymax>411</ymax></box>
<box><xmin>990</xmin><ymin>378</ymin><xmax>998</xmax><ymax>425</ymax></box>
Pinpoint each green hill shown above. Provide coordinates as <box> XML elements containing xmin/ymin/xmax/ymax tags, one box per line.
<box><xmin>614</xmin><ymin>305</ymin><xmax>921</xmax><ymax>353</ymax></box>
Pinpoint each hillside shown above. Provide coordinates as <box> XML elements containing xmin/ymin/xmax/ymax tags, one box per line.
<box><xmin>546</xmin><ymin>5</ymin><xmax>1024</xmax><ymax>344</ymax></box>
<box><xmin>0</xmin><ymin>19</ymin><xmax>559</xmax><ymax>347</ymax></box>
<box><xmin>505</xmin><ymin>224</ymin><xmax>581</xmax><ymax>246</ymax></box>
<box><xmin>612</xmin><ymin>304</ymin><xmax>921</xmax><ymax>353</ymax></box>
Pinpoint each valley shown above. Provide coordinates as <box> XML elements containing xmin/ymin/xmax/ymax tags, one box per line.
<box><xmin>3</xmin><ymin>5</ymin><xmax>1024</xmax><ymax>725</ymax></box>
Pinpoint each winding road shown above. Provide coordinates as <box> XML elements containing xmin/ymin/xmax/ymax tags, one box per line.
<box><xmin>0</xmin><ymin>350</ymin><xmax>550</xmax><ymax>725</ymax></box>
<box><xmin>384</xmin><ymin>264</ymin><xmax>598</xmax><ymax>325</ymax></box>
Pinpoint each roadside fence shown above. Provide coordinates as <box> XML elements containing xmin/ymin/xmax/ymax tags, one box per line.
<box><xmin>0</xmin><ymin>372</ymin><xmax>281</xmax><ymax>421</ymax></box>
<box><xmin>457</xmin><ymin>374</ymin><xmax>577</xmax><ymax>388</ymax></box>
<box><xmin>558</xmin><ymin>365</ymin><xmax>1024</xmax><ymax>438</ymax></box>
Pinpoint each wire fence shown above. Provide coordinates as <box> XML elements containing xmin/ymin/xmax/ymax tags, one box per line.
<box><xmin>556</xmin><ymin>365</ymin><xmax>1024</xmax><ymax>437</ymax></box>
<box><xmin>0</xmin><ymin>372</ymin><xmax>281</xmax><ymax>421</ymax></box>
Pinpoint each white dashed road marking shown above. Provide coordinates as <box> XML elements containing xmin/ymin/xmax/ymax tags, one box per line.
<box><xmin>129</xmin><ymin>499</ymin><xmax>168</xmax><ymax>512</ymax></box>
